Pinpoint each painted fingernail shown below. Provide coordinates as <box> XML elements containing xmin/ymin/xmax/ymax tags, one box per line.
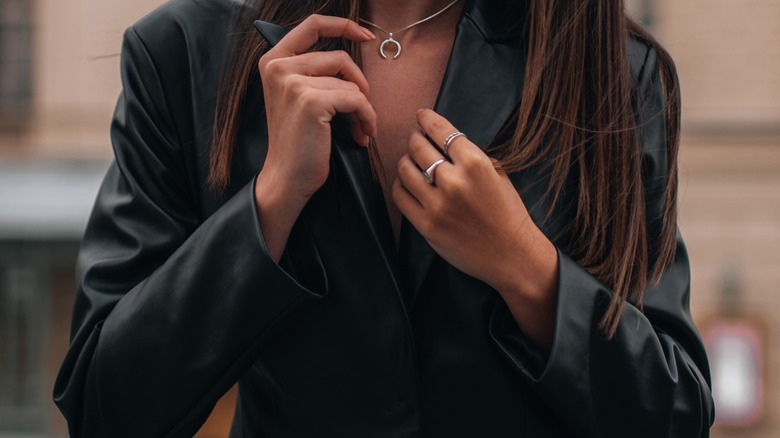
<box><xmin>360</xmin><ymin>26</ymin><xmax>377</xmax><ymax>39</ymax></box>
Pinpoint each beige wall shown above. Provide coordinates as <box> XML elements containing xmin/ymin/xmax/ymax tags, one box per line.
<box><xmin>0</xmin><ymin>0</ymin><xmax>163</xmax><ymax>159</ymax></box>
<box><xmin>658</xmin><ymin>0</ymin><xmax>780</xmax><ymax>128</ymax></box>
<box><xmin>680</xmin><ymin>140</ymin><xmax>780</xmax><ymax>437</ymax></box>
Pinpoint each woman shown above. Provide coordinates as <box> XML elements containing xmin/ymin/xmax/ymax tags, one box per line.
<box><xmin>54</xmin><ymin>0</ymin><xmax>714</xmax><ymax>436</ymax></box>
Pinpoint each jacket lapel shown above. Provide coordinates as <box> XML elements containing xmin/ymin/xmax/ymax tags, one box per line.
<box><xmin>243</xmin><ymin>20</ymin><xmax>405</xmax><ymax>302</ymax></box>
<box><xmin>325</xmin><ymin>0</ymin><xmax>528</xmax><ymax>309</ymax></box>
<box><xmin>329</xmin><ymin>115</ymin><xmax>403</xmax><ymax>297</ymax></box>
<box><xmin>400</xmin><ymin>0</ymin><xmax>527</xmax><ymax>308</ymax></box>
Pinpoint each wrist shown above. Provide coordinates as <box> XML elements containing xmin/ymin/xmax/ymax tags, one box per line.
<box><xmin>492</xmin><ymin>224</ymin><xmax>558</xmax><ymax>306</ymax></box>
<box><xmin>253</xmin><ymin>169</ymin><xmax>309</xmax><ymax>261</ymax></box>
<box><xmin>492</xmin><ymin>224</ymin><xmax>559</xmax><ymax>350</ymax></box>
<box><xmin>254</xmin><ymin>168</ymin><xmax>309</xmax><ymax>220</ymax></box>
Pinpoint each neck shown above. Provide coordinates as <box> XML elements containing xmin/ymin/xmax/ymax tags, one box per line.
<box><xmin>361</xmin><ymin>0</ymin><xmax>462</xmax><ymax>32</ymax></box>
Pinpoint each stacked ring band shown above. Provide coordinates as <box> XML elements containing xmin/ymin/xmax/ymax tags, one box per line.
<box><xmin>443</xmin><ymin>131</ymin><xmax>466</xmax><ymax>155</ymax></box>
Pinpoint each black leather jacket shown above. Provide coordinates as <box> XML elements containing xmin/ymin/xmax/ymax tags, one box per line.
<box><xmin>54</xmin><ymin>0</ymin><xmax>714</xmax><ymax>436</ymax></box>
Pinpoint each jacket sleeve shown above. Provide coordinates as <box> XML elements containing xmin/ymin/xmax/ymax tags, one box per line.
<box><xmin>53</xmin><ymin>26</ymin><xmax>327</xmax><ymax>438</ymax></box>
<box><xmin>489</xmin><ymin>46</ymin><xmax>715</xmax><ymax>437</ymax></box>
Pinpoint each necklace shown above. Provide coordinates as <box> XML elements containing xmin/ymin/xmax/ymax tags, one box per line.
<box><xmin>359</xmin><ymin>0</ymin><xmax>461</xmax><ymax>59</ymax></box>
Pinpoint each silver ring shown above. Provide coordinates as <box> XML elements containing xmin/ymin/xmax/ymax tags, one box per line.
<box><xmin>443</xmin><ymin>131</ymin><xmax>466</xmax><ymax>155</ymax></box>
<box><xmin>422</xmin><ymin>158</ymin><xmax>447</xmax><ymax>185</ymax></box>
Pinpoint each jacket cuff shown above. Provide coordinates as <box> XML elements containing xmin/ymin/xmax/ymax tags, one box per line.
<box><xmin>489</xmin><ymin>247</ymin><xmax>607</xmax><ymax>383</ymax></box>
<box><xmin>247</xmin><ymin>174</ymin><xmax>328</xmax><ymax>298</ymax></box>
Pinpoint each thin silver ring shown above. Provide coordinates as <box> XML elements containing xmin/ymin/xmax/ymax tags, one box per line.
<box><xmin>422</xmin><ymin>158</ymin><xmax>447</xmax><ymax>185</ymax></box>
<box><xmin>443</xmin><ymin>131</ymin><xmax>466</xmax><ymax>155</ymax></box>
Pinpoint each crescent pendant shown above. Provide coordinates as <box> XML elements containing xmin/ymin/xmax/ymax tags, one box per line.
<box><xmin>379</xmin><ymin>36</ymin><xmax>402</xmax><ymax>59</ymax></box>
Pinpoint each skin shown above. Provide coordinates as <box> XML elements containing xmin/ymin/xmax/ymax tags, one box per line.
<box><xmin>254</xmin><ymin>2</ymin><xmax>558</xmax><ymax>350</ymax></box>
<box><xmin>359</xmin><ymin>2</ymin><xmax>458</xmax><ymax>241</ymax></box>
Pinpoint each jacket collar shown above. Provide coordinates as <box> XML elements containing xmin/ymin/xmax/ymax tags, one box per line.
<box><xmin>331</xmin><ymin>0</ymin><xmax>527</xmax><ymax>309</ymax></box>
<box><xmin>463</xmin><ymin>0</ymin><xmax>526</xmax><ymax>41</ymax></box>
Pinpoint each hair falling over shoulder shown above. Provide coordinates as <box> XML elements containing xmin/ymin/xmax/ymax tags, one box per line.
<box><xmin>209</xmin><ymin>0</ymin><xmax>681</xmax><ymax>339</ymax></box>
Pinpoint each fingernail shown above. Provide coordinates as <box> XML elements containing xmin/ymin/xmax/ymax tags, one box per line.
<box><xmin>416</xmin><ymin>109</ymin><xmax>424</xmax><ymax>115</ymax></box>
<box><xmin>361</xmin><ymin>135</ymin><xmax>370</xmax><ymax>147</ymax></box>
<box><xmin>360</xmin><ymin>26</ymin><xmax>377</xmax><ymax>39</ymax></box>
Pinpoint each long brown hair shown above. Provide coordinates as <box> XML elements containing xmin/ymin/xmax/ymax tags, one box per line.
<box><xmin>209</xmin><ymin>0</ymin><xmax>680</xmax><ymax>338</ymax></box>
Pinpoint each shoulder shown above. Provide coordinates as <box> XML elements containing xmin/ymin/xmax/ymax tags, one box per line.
<box><xmin>117</xmin><ymin>0</ymin><xmax>243</xmax><ymax>144</ymax></box>
<box><xmin>627</xmin><ymin>37</ymin><xmax>658</xmax><ymax>91</ymax></box>
<box><xmin>131</xmin><ymin>0</ymin><xmax>240</xmax><ymax>41</ymax></box>
<box><xmin>114</xmin><ymin>0</ymin><xmax>244</xmax><ymax>182</ymax></box>
<box><xmin>126</xmin><ymin>0</ymin><xmax>240</xmax><ymax>64</ymax></box>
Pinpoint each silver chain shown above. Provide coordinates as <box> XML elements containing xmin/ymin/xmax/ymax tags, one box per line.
<box><xmin>359</xmin><ymin>0</ymin><xmax>461</xmax><ymax>36</ymax></box>
<box><xmin>359</xmin><ymin>0</ymin><xmax>461</xmax><ymax>59</ymax></box>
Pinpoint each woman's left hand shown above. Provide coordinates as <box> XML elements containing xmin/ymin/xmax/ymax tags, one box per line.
<box><xmin>392</xmin><ymin>109</ymin><xmax>559</xmax><ymax>348</ymax></box>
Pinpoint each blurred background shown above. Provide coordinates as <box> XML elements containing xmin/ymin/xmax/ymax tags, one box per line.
<box><xmin>0</xmin><ymin>0</ymin><xmax>778</xmax><ymax>436</ymax></box>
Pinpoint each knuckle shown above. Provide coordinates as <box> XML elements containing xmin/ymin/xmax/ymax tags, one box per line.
<box><xmin>461</xmin><ymin>150</ymin><xmax>487</xmax><ymax>169</ymax></box>
<box><xmin>335</xmin><ymin>50</ymin><xmax>352</xmax><ymax>64</ymax></box>
<box><xmin>305</xmin><ymin>14</ymin><xmax>322</xmax><ymax>26</ymax></box>
<box><xmin>282</xmin><ymin>75</ymin><xmax>305</xmax><ymax>95</ymax></box>
<box><xmin>345</xmin><ymin>81</ymin><xmax>360</xmax><ymax>93</ymax></box>
<box><xmin>297</xmin><ymin>89</ymin><xmax>319</xmax><ymax>107</ymax></box>
<box><xmin>435</xmin><ymin>168</ymin><xmax>453</xmax><ymax>187</ymax></box>
<box><xmin>428</xmin><ymin>198</ymin><xmax>447</xmax><ymax>219</ymax></box>
<box><xmin>344</xmin><ymin>89</ymin><xmax>363</xmax><ymax>106</ymax></box>
<box><xmin>258</xmin><ymin>54</ymin><xmax>273</xmax><ymax>75</ymax></box>
<box><xmin>341</xmin><ymin>18</ymin><xmax>354</xmax><ymax>36</ymax></box>
<box><xmin>263</xmin><ymin>58</ymin><xmax>285</xmax><ymax>77</ymax></box>
<box><xmin>445</xmin><ymin>175</ymin><xmax>466</xmax><ymax>197</ymax></box>
<box><xmin>396</xmin><ymin>156</ymin><xmax>412</xmax><ymax>177</ymax></box>
<box><xmin>408</xmin><ymin>135</ymin><xmax>425</xmax><ymax>155</ymax></box>
<box><xmin>431</xmin><ymin>118</ymin><xmax>448</xmax><ymax>132</ymax></box>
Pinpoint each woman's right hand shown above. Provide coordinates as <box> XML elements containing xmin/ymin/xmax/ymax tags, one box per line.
<box><xmin>254</xmin><ymin>15</ymin><xmax>377</xmax><ymax>260</ymax></box>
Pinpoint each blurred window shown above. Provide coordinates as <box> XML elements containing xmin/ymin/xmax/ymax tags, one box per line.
<box><xmin>0</xmin><ymin>0</ymin><xmax>33</xmax><ymax>128</ymax></box>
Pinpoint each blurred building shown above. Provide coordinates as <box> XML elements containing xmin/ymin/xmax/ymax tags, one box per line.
<box><xmin>654</xmin><ymin>1</ymin><xmax>780</xmax><ymax>436</ymax></box>
<box><xmin>0</xmin><ymin>0</ymin><xmax>778</xmax><ymax>436</ymax></box>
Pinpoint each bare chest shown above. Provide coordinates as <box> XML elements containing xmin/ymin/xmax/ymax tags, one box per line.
<box><xmin>360</xmin><ymin>38</ymin><xmax>453</xmax><ymax>239</ymax></box>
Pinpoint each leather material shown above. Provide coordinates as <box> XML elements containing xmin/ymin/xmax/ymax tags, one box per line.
<box><xmin>54</xmin><ymin>0</ymin><xmax>714</xmax><ymax>436</ymax></box>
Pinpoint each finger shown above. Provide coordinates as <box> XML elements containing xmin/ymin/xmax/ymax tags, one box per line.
<box><xmin>396</xmin><ymin>154</ymin><xmax>436</xmax><ymax>204</ymax></box>
<box><xmin>349</xmin><ymin>113</ymin><xmax>370</xmax><ymax>147</ymax></box>
<box><xmin>276</xmin><ymin>51</ymin><xmax>370</xmax><ymax>98</ymax></box>
<box><xmin>416</xmin><ymin>108</ymin><xmax>473</xmax><ymax>162</ymax></box>
<box><xmin>319</xmin><ymin>89</ymin><xmax>377</xmax><ymax>139</ymax></box>
<box><xmin>302</xmin><ymin>75</ymin><xmax>361</xmax><ymax>93</ymax></box>
<box><xmin>391</xmin><ymin>177</ymin><xmax>426</xmax><ymax>225</ymax></box>
<box><xmin>276</xmin><ymin>15</ymin><xmax>376</xmax><ymax>56</ymax></box>
<box><xmin>309</xmin><ymin>77</ymin><xmax>371</xmax><ymax>147</ymax></box>
<box><xmin>282</xmin><ymin>77</ymin><xmax>374</xmax><ymax>144</ymax></box>
<box><xmin>407</xmin><ymin>129</ymin><xmax>450</xmax><ymax>175</ymax></box>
